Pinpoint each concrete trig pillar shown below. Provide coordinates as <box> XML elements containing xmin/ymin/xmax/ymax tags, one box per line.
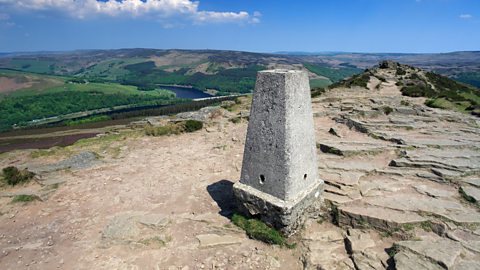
<box><xmin>233</xmin><ymin>69</ymin><xmax>323</xmax><ymax>235</ymax></box>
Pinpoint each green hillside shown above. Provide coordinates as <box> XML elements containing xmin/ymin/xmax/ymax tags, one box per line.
<box><xmin>0</xmin><ymin>70</ymin><xmax>177</xmax><ymax>132</ymax></box>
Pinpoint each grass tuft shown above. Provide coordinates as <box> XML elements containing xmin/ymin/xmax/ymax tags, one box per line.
<box><xmin>11</xmin><ymin>194</ymin><xmax>37</xmax><ymax>203</ymax></box>
<box><xmin>382</xmin><ymin>106</ymin><xmax>394</xmax><ymax>115</ymax></box>
<box><xmin>2</xmin><ymin>166</ymin><xmax>35</xmax><ymax>186</ymax></box>
<box><xmin>184</xmin><ymin>120</ymin><xmax>203</xmax><ymax>133</ymax></box>
<box><xmin>145</xmin><ymin>120</ymin><xmax>203</xmax><ymax>136</ymax></box>
<box><xmin>386</xmin><ymin>243</ymin><xmax>400</xmax><ymax>258</ymax></box>
<box><xmin>232</xmin><ymin>213</ymin><xmax>292</xmax><ymax>247</ymax></box>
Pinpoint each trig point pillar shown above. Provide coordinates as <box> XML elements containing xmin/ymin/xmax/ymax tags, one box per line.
<box><xmin>233</xmin><ymin>69</ymin><xmax>323</xmax><ymax>235</ymax></box>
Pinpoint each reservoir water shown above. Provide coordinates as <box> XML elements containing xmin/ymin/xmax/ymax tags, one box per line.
<box><xmin>159</xmin><ymin>85</ymin><xmax>212</xmax><ymax>99</ymax></box>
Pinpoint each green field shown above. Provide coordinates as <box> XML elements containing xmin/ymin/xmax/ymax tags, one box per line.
<box><xmin>0</xmin><ymin>70</ymin><xmax>178</xmax><ymax>132</ymax></box>
<box><xmin>7</xmin><ymin>59</ymin><xmax>56</xmax><ymax>73</ymax></box>
<box><xmin>75</xmin><ymin>58</ymin><xmax>149</xmax><ymax>81</ymax></box>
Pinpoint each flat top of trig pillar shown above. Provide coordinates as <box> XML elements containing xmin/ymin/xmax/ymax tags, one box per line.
<box><xmin>258</xmin><ymin>69</ymin><xmax>304</xmax><ymax>74</ymax></box>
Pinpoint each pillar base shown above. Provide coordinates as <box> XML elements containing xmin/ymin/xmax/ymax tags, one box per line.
<box><xmin>232</xmin><ymin>180</ymin><xmax>323</xmax><ymax>236</ymax></box>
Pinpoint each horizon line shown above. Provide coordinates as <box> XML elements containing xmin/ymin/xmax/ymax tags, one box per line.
<box><xmin>1</xmin><ymin>48</ymin><xmax>480</xmax><ymax>56</ymax></box>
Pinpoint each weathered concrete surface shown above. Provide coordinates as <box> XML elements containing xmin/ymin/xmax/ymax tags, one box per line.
<box><xmin>233</xmin><ymin>181</ymin><xmax>322</xmax><ymax>234</ymax></box>
<box><xmin>234</xmin><ymin>70</ymin><xmax>323</xmax><ymax>234</ymax></box>
<box><xmin>238</xmin><ymin>70</ymin><xmax>321</xmax><ymax>201</ymax></box>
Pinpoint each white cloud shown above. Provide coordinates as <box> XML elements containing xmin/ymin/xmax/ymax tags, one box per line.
<box><xmin>0</xmin><ymin>0</ymin><xmax>258</xmax><ymax>24</ymax></box>
<box><xmin>459</xmin><ymin>14</ymin><xmax>473</xmax><ymax>19</ymax></box>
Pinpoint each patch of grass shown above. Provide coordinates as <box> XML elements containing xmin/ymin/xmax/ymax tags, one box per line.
<box><xmin>232</xmin><ymin>213</ymin><xmax>291</xmax><ymax>247</ymax></box>
<box><xmin>382</xmin><ymin>106</ymin><xmax>394</xmax><ymax>115</ymax></box>
<box><xmin>184</xmin><ymin>120</ymin><xmax>203</xmax><ymax>133</ymax></box>
<box><xmin>11</xmin><ymin>194</ymin><xmax>37</xmax><ymax>203</ymax></box>
<box><xmin>74</xmin><ymin>133</ymin><xmax>125</xmax><ymax>147</ymax></box>
<box><xmin>145</xmin><ymin>120</ymin><xmax>203</xmax><ymax>136</ymax></box>
<box><xmin>419</xmin><ymin>221</ymin><xmax>433</xmax><ymax>232</ymax></box>
<box><xmin>401</xmin><ymin>85</ymin><xmax>435</xmax><ymax>97</ymax></box>
<box><xmin>400</xmin><ymin>100</ymin><xmax>410</xmax><ymax>106</ymax></box>
<box><xmin>402</xmin><ymin>223</ymin><xmax>415</xmax><ymax>231</ymax></box>
<box><xmin>386</xmin><ymin>243</ymin><xmax>400</xmax><ymax>258</ymax></box>
<box><xmin>425</xmin><ymin>98</ymin><xmax>470</xmax><ymax>112</ymax></box>
<box><xmin>2</xmin><ymin>166</ymin><xmax>35</xmax><ymax>186</ymax></box>
<box><xmin>331</xmin><ymin>72</ymin><xmax>371</xmax><ymax>89</ymax></box>
<box><xmin>145</xmin><ymin>124</ymin><xmax>183</xmax><ymax>136</ymax></box>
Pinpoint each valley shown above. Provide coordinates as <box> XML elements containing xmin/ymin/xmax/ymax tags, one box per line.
<box><xmin>1</xmin><ymin>49</ymin><xmax>479</xmax><ymax>136</ymax></box>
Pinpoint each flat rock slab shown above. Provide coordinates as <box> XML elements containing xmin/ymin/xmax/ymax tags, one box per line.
<box><xmin>175</xmin><ymin>106</ymin><xmax>228</xmax><ymax>122</ymax></box>
<box><xmin>447</xmin><ymin>229</ymin><xmax>480</xmax><ymax>253</ymax></box>
<box><xmin>196</xmin><ymin>234</ymin><xmax>243</xmax><ymax>248</ymax></box>
<box><xmin>318</xmin><ymin>141</ymin><xmax>387</xmax><ymax>156</ymax></box>
<box><xmin>414</xmin><ymin>184</ymin><xmax>456</xmax><ymax>198</ymax></box>
<box><xmin>461</xmin><ymin>178</ymin><xmax>480</xmax><ymax>188</ymax></box>
<box><xmin>303</xmin><ymin>242</ymin><xmax>355</xmax><ymax>270</ymax></box>
<box><xmin>461</xmin><ymin>186</ymin><xmax>480</xmax><ymax>202</ymax></box>
<box><xmin>345</xmin><ymin>229</ymin><xmax>375</xmax><ymax>254</ymax></box>
<box><xmin>320</xmin><ymin>169</ymin><xmax>364</xmax><ymax>187</ymax></box>
<box><xmin>339</xmin><ymin>205</ymin><xmax>427</xmax><ymax>230</ymax></box>
<box><xmin>452</xmin><ymin>260</ymin><xmax>480</xmax><ymax>270</ymax></box>
<box><xmin>390</xmin><ymin>148</ymin><xmax>480</xmax><ymax>172</ymax></box>
<box><xmin>31</xmin><ymin>151</ymin><xmax>100</xmax><ymax>174</ymax></box>
<box><xmin>396</xmin><ymin>238</ymin><xmax>463</xmax><ymax>269</ymax></box>
<box><xmin>363</xmin><ymin>193</ymin><xmax>480</xmax><ymax>224</ymax></box>
<box><xmin>102</xmin><ymin>213</ymin><xmax>169</xmax><ymax>244</ymax></box>
<box><xmin>323</xmin><ymin>192</ymin><xmax>356</xmax><ymax>205</ymax></box>
<box><xmin>395</xmin><ymin>251</ymin><xmax>443</xmax><ymax>270</ymax></box>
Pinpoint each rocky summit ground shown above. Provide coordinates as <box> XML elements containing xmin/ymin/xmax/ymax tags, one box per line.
<box><xmin>1</xmin><ymin>65</ymin><xmax>480</xmax><ymax>270</ymax></box>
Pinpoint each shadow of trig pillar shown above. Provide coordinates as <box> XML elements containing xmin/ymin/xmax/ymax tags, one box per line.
<box><xmin>233</xmin><ymin>69</ymin><xmax>323</xmax><ymax>235</ymax></box>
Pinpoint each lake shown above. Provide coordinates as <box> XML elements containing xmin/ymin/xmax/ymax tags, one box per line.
<box><xmin>158</xmin><ymin>85</ymin><xmax>213</xmax><ymax>99</ymax></box>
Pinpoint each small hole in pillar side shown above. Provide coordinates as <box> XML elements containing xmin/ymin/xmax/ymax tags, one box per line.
<box><xmin>259</xmin><ymin>175</ymin><xmax>265</xmax><ymax>185</ymax></box>
<box><xmin>304</xmin><ymin>174</ymin><xmax>308</xmax><ymax>180</ymax></box>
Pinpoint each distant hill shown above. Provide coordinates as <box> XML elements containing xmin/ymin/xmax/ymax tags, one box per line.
<box><xmin>0</xmin><ymin>49</ymin><xmax>479</xmax><ymax>93</ymax></box>
<box><xmin>1</xmin><ymin>49</ymin><xmax>479</xmax><ymax>132</ymax></box>
<box><xmin>331</xmin><ymin>60</ymin><xmax>480</xmax><ymax>116</ymax></box>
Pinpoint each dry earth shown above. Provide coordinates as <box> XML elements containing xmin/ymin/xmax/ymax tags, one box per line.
<box><xmin>0</xmin><ymin>77</ymin><xmax>33</xmax><ymax>93</ymax></box>
<box><xmin>1</xmin><ymin>66</ymin><xmax>480</xmax><ymax>270</ymax></box>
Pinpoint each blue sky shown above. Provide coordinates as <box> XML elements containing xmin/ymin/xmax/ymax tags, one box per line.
<box><xmin>0</xmin><ymin>0</ymin><xmax>478</xmax><ymax>53</ymax></box>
